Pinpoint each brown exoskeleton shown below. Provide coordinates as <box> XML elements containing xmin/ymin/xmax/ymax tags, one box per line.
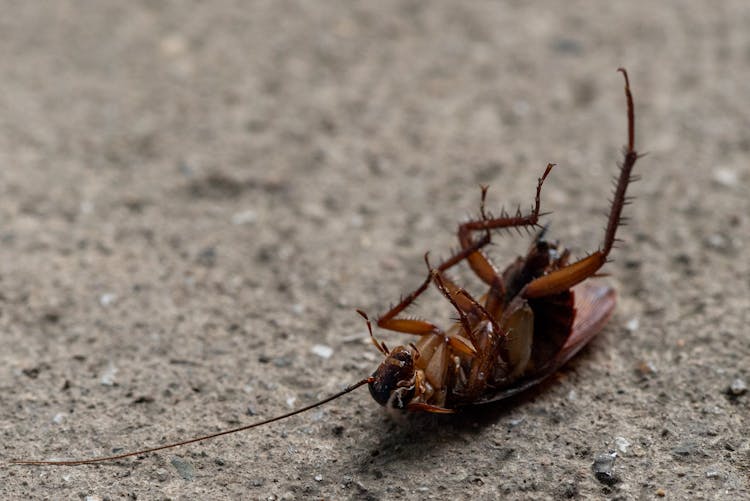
<box><xmin>13</xmin><ymin>69</ymin><xmax>639</xmax><ymax>466</ymax></box>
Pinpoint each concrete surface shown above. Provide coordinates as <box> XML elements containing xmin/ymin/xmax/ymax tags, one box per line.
<box><xmin>1</xmin><ymin>1</ymin><xmax>748</xmax><ymax>499</ymax></box>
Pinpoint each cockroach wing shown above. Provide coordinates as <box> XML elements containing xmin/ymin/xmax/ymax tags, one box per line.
<box><xmin>472</xmin><ymin>282</ymin><xmax>616</xmax><ymax>405</ymax></box>
<box><xmin>558</xmin><ymin>282</ymin><xmax>616</xmax><ymax>365</ymax></box>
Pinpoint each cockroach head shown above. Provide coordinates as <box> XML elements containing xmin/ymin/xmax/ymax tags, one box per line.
<box><xmin>368</xmin><ymin>346</ymin><xmax>416</xmax><ymax>409</ymax></box>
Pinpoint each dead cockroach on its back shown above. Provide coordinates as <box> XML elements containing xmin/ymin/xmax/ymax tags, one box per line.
<box><xmin>13</xmin><ymin>68</ymin><xmax>640</xmax><ymax>466</ymax></box>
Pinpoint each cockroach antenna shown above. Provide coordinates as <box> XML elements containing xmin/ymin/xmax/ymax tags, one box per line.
<box><xmin>11</xmin><ymin>378</ymin><xmax>373</xmax><ymax>466</ymax></box>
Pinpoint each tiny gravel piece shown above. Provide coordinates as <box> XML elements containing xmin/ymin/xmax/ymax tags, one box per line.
<box><xmin>728</xmin><ymin>378</ymin><xmax>747</xmax><ymax>396</ymax></box>
<box><xmin>712</xmin><ymin>168</ymin><xmax>738</xmax><ymax>187</ymax></box>
<box><xmin>171</xmin><ymin>456</ymin><xmax>195</xmax><ymax>481</ymax></box>
<box><xmin>311</xmin><ymin>344</ymin><xmax>334</xmax><ymax>359</ymax></box>
<box><xmin>99</xmin><ymin>293</ymin><xmax>117</xmax><ymax>306</ymax></box>
<box><xmin>625</xmin><ymin>318</ymin><xmax>639</xmax><ymax>332</ymax></box>
<box><xmin>671</xmin><ymin>441</ymin><xmax>705</xmax><ymax>460</ymax></box>
<box><xmin>614</xmin><ymin>436</ymin><xmax>631</xmax><ymax>455</ymax></box>
<box><xmin>592</xmin><ymin>452</ymin><xmax>618</xmax><ymax>485</ymax></box>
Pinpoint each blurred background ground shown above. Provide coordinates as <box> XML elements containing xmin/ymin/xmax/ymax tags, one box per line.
<box><xmin>1</xmin><ymin>1</ymin><xmax>749</xmax><ymax>499</ymax></box>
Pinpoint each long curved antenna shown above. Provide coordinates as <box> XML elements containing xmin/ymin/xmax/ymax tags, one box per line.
<box><xmin>12</xmin><ymin>377</ymin><xmax>373</xmax><ymax>466</ymax></box>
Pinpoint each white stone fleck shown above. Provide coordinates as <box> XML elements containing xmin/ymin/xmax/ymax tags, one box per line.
<box><xmin>52</xmin><ymin>413</ymin><xmax>65</xmax><ymax>424</ymax></box>
<box><xmin>706</xmin><ymin>234</ymin><xmax>727</xmax><ymax>250</ymax></box>
<box><xmin>625</xmin><ymin>318</ymin><xmax>639</xmax><ymax>332</ymax></box>
<box><xmin>311</xmin><ymin>344</ymin><xmax>333</xmax><ymax>359</ymax></box>
<box><xmin>615</xmin><ymin>436</ymin><xmax>631</xmax><ymax>455</ymax></box>
<box><xmin>100</xmin><ymin>364</ymin><xmax>118</xmax><ymax>386</ymax></box>
<box><xmin>231</xmin><ymin>209</ymin><xmax>257</xmax><ymax>225</ymax></box>
<box><xmin>713</xmin><ymin>168</ymin><xmax>738</xmax><ymax>187</ymax></box>
<box><xmin>729</xmin><ymin>378</ymin><xmax>747</xmax><ymax>396</ymax></box>
<box><xmin>99</xmin><ymin>293</ymin><xmax>117</xmax><ymax>307</ymax></box>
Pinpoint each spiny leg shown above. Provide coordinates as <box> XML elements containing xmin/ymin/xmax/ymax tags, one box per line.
<box><xmin>371</xmin><ymin>163</ymin><xmax>553</xmax><ymax>338</ymax></box>
<box><xmin>455</xmin><ymin>163</ymin><xmax>555</xmax><ymax>314</ymax></box>
<box><xmin>524</xmin><ymin>68</ymin><xmax>639</xmax><ymax>299</ymax></box>
<box><xmin>425</xmin><ymin>255</ymin><xmax>505</xmax><ymax>343</ymax></box>
<box><xmin>425</xmin><ymin>256</ymin><xmax>472</xmax><ymax>336</ymax></box>
<box><xmin>458</xmin><ymin>163</ymin><xmax>554</xmax><ymax>285</ymax></box>
<box><xmin>425</xmin><ymin>256</ymin><xmax>482</xmax><ymax>318</ymax></box>
<box><xmin>356</xmin><ymin>309</ymin><xmax>389</xmax><ymax>355</ymax></box>
<box><xmin>372</xmin><ymin>233</ymin><xmax>491</xmax><ymax>337</ymax></box>
<box><xmin>456</xmin><ymin>289</ymin><xmax>504</xmax><ymax>341</ymax></box>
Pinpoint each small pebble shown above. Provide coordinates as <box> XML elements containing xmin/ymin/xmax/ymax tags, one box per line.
<box><xmin>52</xmin><ymin>413</ymin><xmax>65</xmax><ymax>424</ymax></box>
<box><xmin>507</xmin><ymin>417</ymin><xmax>524</xmax><ymax>428</ymax></box>
<box><xmin>614</xmin><ymin>436</ymin><xmax>631</xmax><ymax>455</ymax></box>
<box><xmin>99</xmin><ymin>293</ymin><xmax>117</xmax><ymax>306</ymax></box>
<box><xmin>311</xmin><ymin>344</ymin><xmax>333</xmax><ymax>359</ymax></box>
<box><xmin>100</xmin><ymin>364</ymin><xmax>118</xmax><ymax>386</ymax></box>
<box><xmin>728</xmin><ymin>378</ymin><xmax>747</xmax><ymax>396</ymax></box>
<box><xmin>705</xmin><ymin>470</ymin><xmax>720</xmax><ymax>478</ymax></box>
<box><xmin>286</xmin><ymin>395</ymin><xmax>297</xmax><ymax>408</ymax></box>
<box><xmin>656</xmin><ymin>488</ymin><xmax>666</xmax><ymax>497</ymax></box>
<box><xmin>196</xmin><ymin>247</ymin><xmax>216</xmax><ymax>267</ymax></box>
<box><xmin>704</xmin><ymin>234</ymin><xmax>729</xmax><ymax>252</ymax></box>
<box><xmin>592</xmin><ymin>452</ymin><xmax>618</xmax><ymax>485</ymax></box>
<box><xmin>636</xmin><ymin>360</ymin><xmax>657</xmax><ymax>377</ymax></box>
<box><xmin>170</xmin><ymin>456</ymin><xmax>195</xmax><ymax>481</ymax></box>
<box><xmin>314</xmin><ymin>474</ymin><xmax>323</xmax><ymax>482</ymax></box>
<box><xmin>713</xmin><ymin>168</ymin><xmax>738</xmax><ymax>188</ymax></box>
<box><xmin>671</xmin><ymin>441</ymin><xmax>703</xmax><ymax>459</ymax></box>
<box><xmin>231</xmin><ymin>209</ymin><xmax>257</xmax><ymax>225</ymax></box>
<box><xmin>625</xmin><ymin>318</ymin><xmax>639</xmax><ymax>332</ymax></box>
<box><xmin>85</xmin><ymin>496</ymin><xmax>103</xmax><ymax>501</ymax></box>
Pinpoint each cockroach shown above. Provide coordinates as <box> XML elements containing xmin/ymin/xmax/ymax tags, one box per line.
<box><xmin>13</xmin><ymin>68</ymin><xmax>639</xmax><ymax>466</ymax></box>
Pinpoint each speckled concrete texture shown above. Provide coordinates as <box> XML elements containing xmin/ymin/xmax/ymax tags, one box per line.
<box><xmin>1</xmin><ymin>2</ymin><xmax>749</xmax><ymax>499</ymax></box>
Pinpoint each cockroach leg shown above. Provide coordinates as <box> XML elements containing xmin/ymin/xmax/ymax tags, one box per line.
<box><xmin>356</xmin><ymin>309</ymin><xmax>389</xmax><ymax>355</ymax></box>
<box><xmin>457</xmin><ymin>163</ymin><xmax>555</xmax><ymax>288</ymax></box>
<box><xmin>406</xmin><ymin>402</ymin><xmax>454</xmax><ymax>414</ymax></box>
<box><xmin>425</xmin><ymin>256</ymin><xmax>477</xmax><ymax>317</ymax></box>
<box><xmin>426</xmin><ymin>271</ymin><xmax>478</xmax><ymax>356</ymax></box>
<box><xmin>424</xmin><ymin>255</ymin><xmax>473</xmax><ymax>340</ymax></box>
<box><xmin>456</xmin><ymin>289</ymin><xmax>504</xmax><ymax>341</ymax></box>
<box><xmin>374</xmin><ymin>234</ymin><xmax>491</xmax><ymax>336</ymax></box>
<box><xmin>523</xmin><ymin>69</ymin><xmax>638</xmax><ymax>299</ymax></box>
